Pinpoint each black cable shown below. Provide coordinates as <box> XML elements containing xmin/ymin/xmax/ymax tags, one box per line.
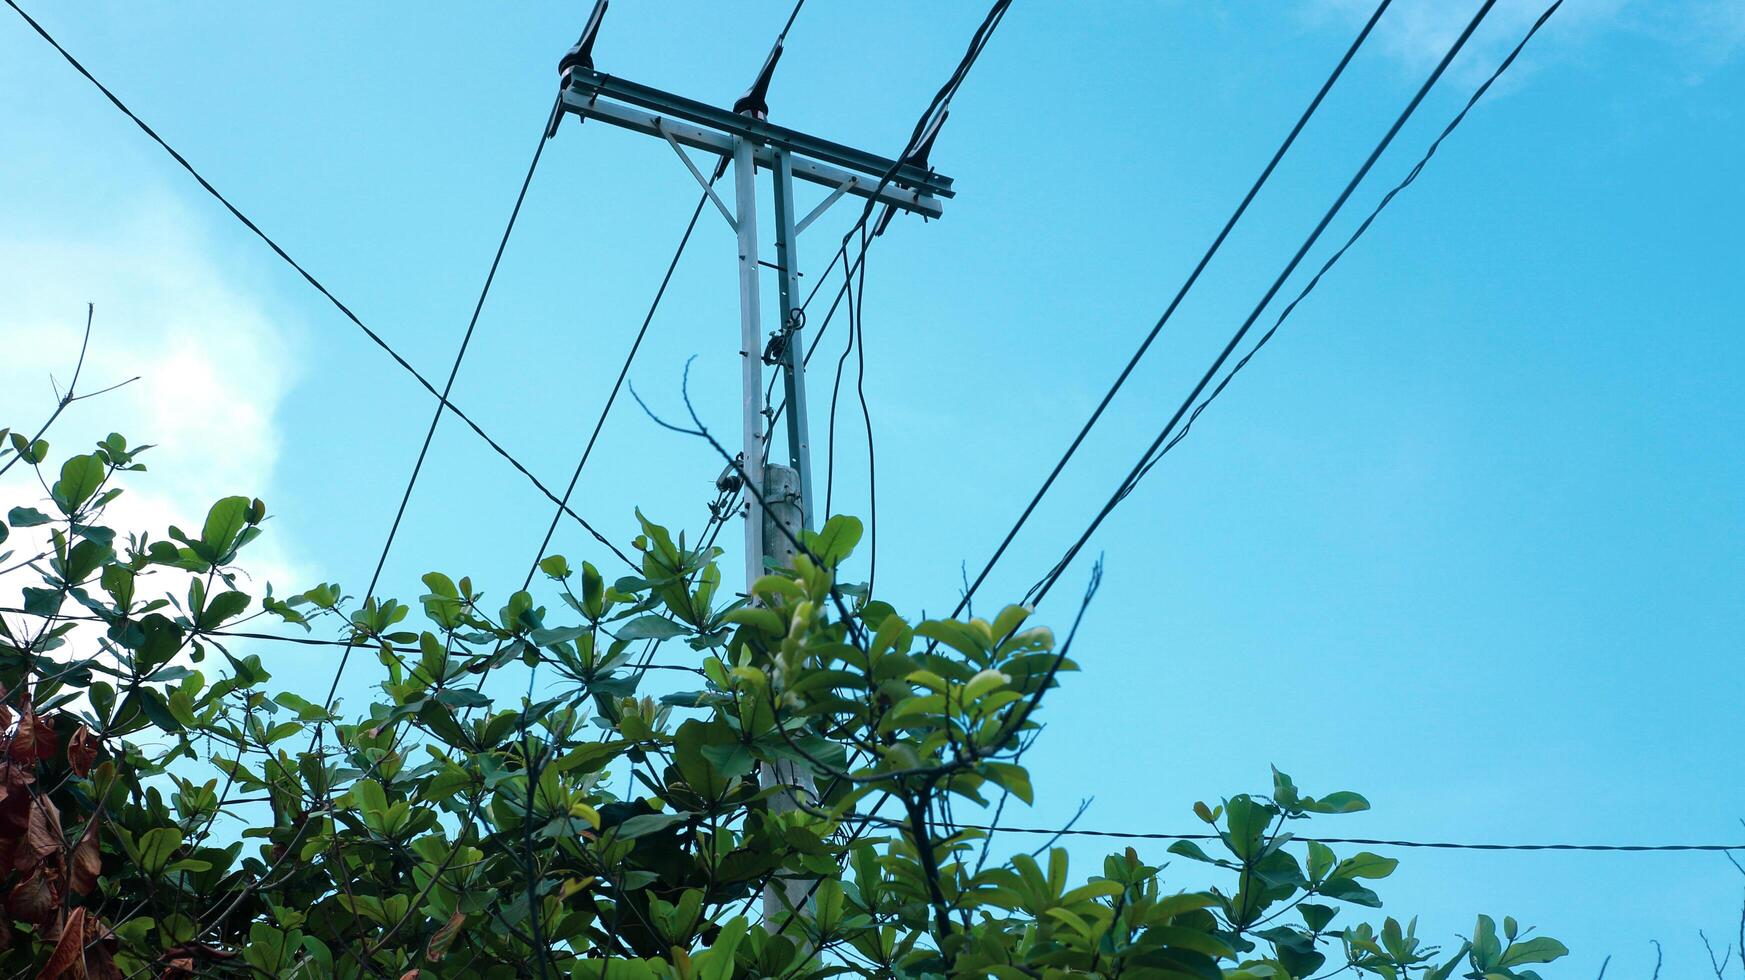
<box><xmin>0</xmin><ymin>608</ymin><xmax>707</xmax><ymax>672</ymax></box>
<box><xmin>823</xmin><ymin>245</ymin><xmax>856</xmax><ymax>518</ymax></box>
<box><xmin>9</xmin><ymin>595</ymin><xmax>1735</xmax><ymax>856</ymax></box>
<box><xmin>301</xmin><ymin>103</ymin><xmax>554</xmax><ymax>977</ymax></box>
<box><xmin>774</xmin><ymin>0</ymin><xmax>1009</xmax><ymax>444</ymax></box>
<box><xmin>946</xmin><ymin>825</ymin><xmax>1745</xmax><ymax>853</ymax></box>
<box><xmin>321</xmin><ymin>101</ymin><xmax>552</xmax><ymax>710</ymax></box>
<box><xmin>1125</xmin><ymin>0</ymin><xmax>1564</xmax><ymax>494</ymax></box>
<box><xmin>737</xmin><ymin>0</ymin><xmax>1017</xmax><ymax>924</ymax></box>
<box><xmin>777</xmin><ymin>0</ymin><xmax>807</xmax><ymax>43</ymax></box>
<box><xmin>515</xmin><ymin>2</ymin><xmax>813</xmax><ymax>960</ymax></box>
<box><xmin>1028</xmin><ymin>0</ymin><xmax>1503</xmax><ymax>609</ymax></box>
<box><xmin>850</xmin><ymin>226</ymin><xmax>878</xmax><ymax>595</ymax></box>
<box><xmin>520</xmin><ymin>190</ymin><xmax>712</xmax><ymax>590</ymax></box>
<box><xmin>950</xmin><ymin>0</ymin><xmax>1395</xmax><ymax>621</ymax></box>
<box><xmin>758</xmin><ymin>245</ymin><xmax>861</xmax><ymax>463</ymax></box>
<box><xmin>2</xmin><ymin>0</ymin><xmax>635</xmax><ymax>572</ymax></box>
<box><xmin>760</xmin><ymin>0</ymin><xmax>1007</xmax><ymax>468</ymax></box>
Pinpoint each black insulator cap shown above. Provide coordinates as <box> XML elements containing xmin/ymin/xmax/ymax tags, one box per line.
<box><xmin>732</xmin><ymin>42</ymin><xmax>784</xmax><ymax>120</ymax></box>
<box><xmin>559</xmin><ymin>0</ymin><xmax>609</xmax><ymax>80</ymax></box>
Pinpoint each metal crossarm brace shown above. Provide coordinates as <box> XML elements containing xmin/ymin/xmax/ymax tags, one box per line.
<box><xmin>559</xmin><ymin>68</ymin><xmax>952</xmax><ymax>218</ymax></box>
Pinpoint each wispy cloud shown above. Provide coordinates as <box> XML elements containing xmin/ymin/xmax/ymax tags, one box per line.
<box><xmin>1303</xmin><ymin>0</ymin><xmax>1744</xmax><ymax>83</ymax></box>
<box><xmin>0</xmin><ymin>198</ymin><xmax>308</xmax><ymax>606</ymax></box>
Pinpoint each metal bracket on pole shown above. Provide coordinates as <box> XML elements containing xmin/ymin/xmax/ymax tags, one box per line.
<box><xmin>558</xmin><ymin>69</ymin><xmax>952</xmax><ymax>218</ymax></box>
<box><xmin>770</xmin><ymin>148</ymin><xmax>815</xmax><ymax>531</ymax></box>
<box><xmin>794</xmin><ymin>175</ymin><xmax>854</xmax><ymax>237</ymax></box>
<box><xmin>546</xmin><ymin>11</ymin><xmax>957</xmax><ymax>936</ymax></box>
<box><xmin>656</xmin><ymin>119</ymin><xmax>737</xmax><ymax>231</ymax></box>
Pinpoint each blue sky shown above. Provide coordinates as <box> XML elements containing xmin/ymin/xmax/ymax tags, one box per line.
<box><xmin>3</xmin><ymin>1</ymin><xmax>1742</xmax><ymax>974</ymax></box>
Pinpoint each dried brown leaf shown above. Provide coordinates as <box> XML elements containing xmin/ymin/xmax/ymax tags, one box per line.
<box><xmin>426</xmin><ymin>910</ymin><xmax>466</xmax><ymax>962</ymax></box>
<box><xmin>37</xmin><ymin>906</ymin><xmax>88</xmax><ymax>980</ymax></box>
<box><xmin>67</xmin><ymin>726</ymin><xmax>97</xmax><ymax>778</ymax></box>
<box><xmin>9</xmin><ymin>705</ymin><xmax>36</xmax><ymax>762</ymax></box>
<box><xmin>7</xmin><ymin>865</ymin><xmax>62</xmax><ymax>923</ymax></box>
<box><xmin>24</xmin><ymin>795</ymin><xmax>65</xmax><ymax>867</ymax></box>
<box><xmin>70</xmin><ymin>815</ymin><xmax>101</xmax><ymax>895</ymax></box>
<box><xmin>30</xmin><ymin>709</ymin><xmax>59</xmax><ymax>761</ymax></box>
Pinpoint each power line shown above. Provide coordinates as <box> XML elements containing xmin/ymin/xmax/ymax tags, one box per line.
<box><xmin>1028</xmin><ymin>0</ymin><xmax>1507</xmax><ymax>608</ymax></box>
<box><xmin>949</xmin><ymin>0</ymin><xmax>1395</xmax><ymax>620</ymax></box>
<box><xmin>319</xmin><ymin>102</ymin><xmax>553</xmax><ymax>711</ymax></box>
<box><xmin>947</xmin><ymin>825</ymin><xmax>1745</xmax><ymax>853</ymax></box>
<box><xmin>1122</xmin><ymin>0</ymin><xmax>1563</xmax><ymax>495</ymax></box>
<box><xmin>0</xmin><ymin>607</ymin><xmax>709</xmax><ymax>673</ymax></box>
<box><xmin>750</xmin><ymin>0</ymin><xmax>1020</xmax><ymax>932</ymax></box>
<box><xmin>519</xmin><ymin>189</ymin><xmax>712</xmax><ymax>588</ymax></box>
<box><xmin>1</xmin><ymin>0</ymin><xmax>635</xmax><ymax>572</ymax></box>
<box><xmin>6</xmin><ymin>601</ymin><xmax>1731</xmax><ymax>856</ymax></box>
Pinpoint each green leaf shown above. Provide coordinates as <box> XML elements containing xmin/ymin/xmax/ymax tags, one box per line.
<box><xmin>1297</xmin><ymin>903</ymin><xmax>1338</xmax><ymax>933</ymax></box>
<box><xmin>1319</xmin><ymin>877</ymin><xmax>1383</xmax><ymax>908</ymax></box>
<box><xmin>1167</xmin><ymin>840</ymin><xmax>1226</xmax><ymax>866</ymax></box>
<box><xmin>137</xmin><ymin>828</ymin><xmax>184</xmax><ymax>875</ymax></box>
<box><xmin>1472</xmin><ymin>915</ymin><xmax>1503</xmax><ymax>969</ymax></box>
<box><xmin>1300</xmin><ymin>790</ymin><xmax>1370</xmax><ymax>814</ymax></box>
<box><xmin>554</xmin><ymin>740</ymin><xmax>628</xmax><ymax>774</ymax></box>
<box><xmin>814</xmin><ymin>878</ymin><xmax>846</xmax><ymax>934</ymax></box>
<box><xmin>22</xmin><ymin>586</ymin><xmax>63</xmax><ymax>617</ymax></box>
<box><xmin>1498</xmin><ymin>937</ymin><xmax>1568</xmax><ymax>968</ymax></box>
<box><xmin>54</xmin><ymin>453</ymin><xmax>107</xmax><ymax>513</ymax></box>
<box><xmin>539</xmin><ymin>555</ymin><xmax>571</xmax><ymax>579</ymax></box>
<box><xmin>422</xmin><ymin>572</ymin><xmax>458</xmax><ymax>598</ymax></box>
<box><xmin>101</xmin><ymin>564</ymin><xmax>136</xmax><ymax>609</ymax></box>
<box><xmin>963</xmin><ymin>668</ymin><xmax>1011</xmax><ymax>702</ymax></box>
<box><xmin>1307</xmin><ymin>841</ymin><xmax>1335</xmax><ymax>882</ymax></box>
<box><xmin>200</xmin><ymin>496</ymin><xmax>253</xmax><ymax>556</ymax></box>
<box><xmin>803</xmin><ymin>514</ymin><xmax>863</xmax><ymax>566</ymax></box>
<box><xmin>348</xmin><ymin>778</ymin><xmax>390</xmax><ymax>816</ymax></box>
<box><xmin>699</xmin><ymin>741</ymin><xmax>756</xmax><ymax>780</ymax></box>
<box><xmin>1331</xmin><ymin>852</ymin><xmax>1398</xmax><ymax>881</ymax></box>
<box><xmin>197</xmin><ymin>590</ymin><xmax>251</xmax><ymax>630</ymax></box>
<box><xmin>1223</xmin><ymin>795</ymin><xmax>1271</xmax><ymax>860</ymax></box>
<box><xmin>614</xmin><ymin>813</ymin><xmax>686</xmax><ymax>840</ymax></box>
<box><xmin>982</xmin><ymin>762</ymin><xmax>1033</xmax><ymax>804</ymax></box>
<box><xmin>434</xmin><ymin>688</ymin><xmax>493</xmax><ymax>710</ymax></box>
<box><xmin>62</xmin><ymin>538</ymin><xmax>112</xmax><ymax>584</ymax></box>
<box><xmin>581</xmin><ymin>562</ymin><xmax>604</xmax><ymax>618</ymax></box>
<box><xmin>273</xmin><ymin>692</ymin><xmax>330</xmax><ymax>722</ymax></box>
<box><xmin>8</xmin><ymin>506</ymin><xmax>52</xmax><ymax>528</ymax></box>
<box><xmin>615</xmin><ymin>615</ymin><xmax>688</xmax><ymax>641</ymax></box>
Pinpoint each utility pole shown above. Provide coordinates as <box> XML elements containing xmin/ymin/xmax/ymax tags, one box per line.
<box><xmin>549</xmin><ymin>2</ymin><xmax>955</xmax><ymax>925</ymax></box>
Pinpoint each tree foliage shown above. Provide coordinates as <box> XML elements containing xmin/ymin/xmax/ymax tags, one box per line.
<box><xmin>0</xmin><ymin>423</ymin><xmax>1566</xmax><ymax>978</ymax></box>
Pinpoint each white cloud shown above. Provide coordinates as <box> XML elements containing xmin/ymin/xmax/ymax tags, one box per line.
<box><xmin>0</xmin><ymin>198</ymin><xmax>309</xmax><ymax>630</ymax></box>
<box><xmin>1303</xmin><ymin>0</ymin><xmax>1742</xmax><ymax>83</ymax></box>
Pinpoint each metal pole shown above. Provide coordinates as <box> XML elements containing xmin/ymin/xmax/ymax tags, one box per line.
<box><xmin>770</xmin><ymin>147</ymin><xmax>815</xmax><ymax>530</ymax></box>
<box><xmin>732</xmin><ymin>136</ymin><xmax>766</xmax><ymax>593</ymax></box>
<box><xmin>758</xmin><ymin>463</ymin><xmax>816</xmax><ymax>928</ymax></box>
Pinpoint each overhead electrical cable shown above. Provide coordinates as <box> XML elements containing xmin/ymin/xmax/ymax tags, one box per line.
<box><xmin>741</xmin><ymin>0</ymin><xmax>1018</xmax><ymax>925</ymax></box>
<box><xmin>944</xmin><ymin>824</ymin><xmax>1745</xmax><ymax>853</ymax></box>
<box><xmin>950</xmin><ymin>0</ymin><xmax>1395</xmax><ymax>620</ymax></box>
<box><xmin>1121</xmin><ymin>0</ymin><xmax>1564</xmax><ymax>495</ymax></box>
<box><xmin>1027</xmin><ymin>0</ymin><xmax>1507</xmax><ymax>609</ymax></box>
<box><xmin>317</xmin><ymin>105</ymin><xmax>555</xmax><ymax>711</ymax></box>
<box><xmin>520</xmin><ymin>189</ymin><xmax>712</xmax><ymax>587</ymax></box>
<box><xmin>757</xmin><ymin>0</ymin><xmax>1008</xmax><ymax>454</ymax></box>
<box><xmin>1</xmin><ymin>0</ymin><xmax>634</xmax><ymax>571</ymax></box>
